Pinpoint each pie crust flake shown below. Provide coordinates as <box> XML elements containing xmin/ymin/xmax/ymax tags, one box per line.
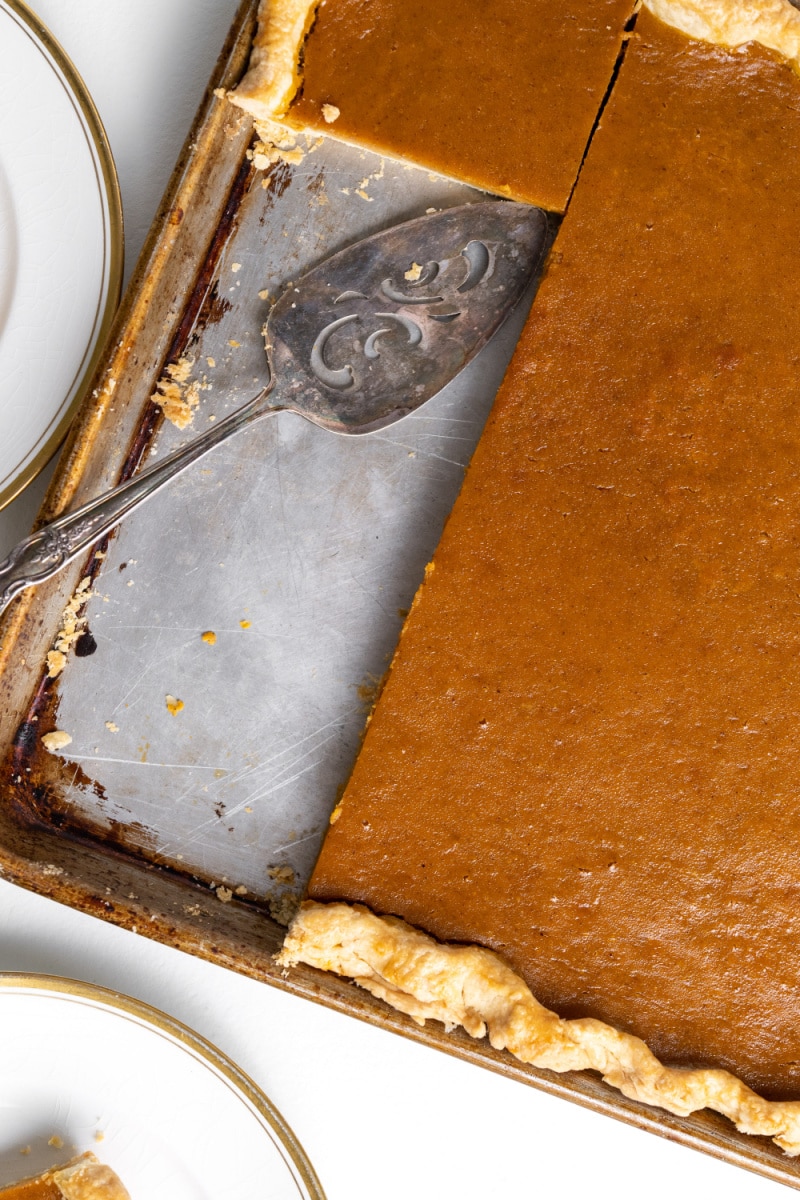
<box><xmin>281</xmin><ymin>901</ymin><xmax>800</xmax><ymax>1155</ymax></box>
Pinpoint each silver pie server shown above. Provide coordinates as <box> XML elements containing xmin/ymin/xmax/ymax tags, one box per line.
<box><xmin>0</xmin><ymin>201</ymin><xmax>547</xmax><ymax>613</ymax></box>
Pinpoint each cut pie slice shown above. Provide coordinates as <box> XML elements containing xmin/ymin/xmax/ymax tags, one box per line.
<box><xmin>0</xmin><ymin>1153</ymin><xmax>130</xmax><ymax>1200</ymax></box>
<box><xmin>230</xmin><ymin>0</ymin><xmax>636</xmax><ymax>210</ymax></box>
<box><xmin>280</xmin><ymin>0</ymin><xmax>800</xmax><ymax>1153</ymax></box>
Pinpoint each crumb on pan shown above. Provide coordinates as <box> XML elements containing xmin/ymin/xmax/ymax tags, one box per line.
<box><xmin>41</xmin><ymin>730</ymin><xmax>72</xmax><ymax>753</ymax></box>
<box><xmin>268</xmin><ymin>864</ymin><xmax>296</xmax><ymax>886</ymax></box>
<box><xmin>151</xmin><ymin>357</ymin><xmax>200</xmax><ymax>430</ymax></box>
<box><xmin>46</xmin><ymin>576</ymin><xmax>94</xmax><ymax>679</ymax></box>
<box><xmin>165</xmin><ymin>695</ymin><xmax>184</xmax><ymax>715</ymax></box>
<box><xmin>249</xmin><ymin>118</ymin><xmax>305</xmax><ymax>168</ymax></box>
<box><xmin>46</xmin><ymin>649</ymin><xmax>67</xmax><ymax>679</ymax></box>
<box><xmin>269</xmin><ymin>891</ymin><xmax>301</xmax><ymax>927</ymax></box>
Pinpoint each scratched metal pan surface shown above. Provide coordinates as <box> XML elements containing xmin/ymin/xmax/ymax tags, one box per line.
<box><xmin>0</xmin><ymin>3</ymin><xmax>796</xmax><ymax>1188</ymax></box>
<box><xmin>23</xmin><ymin>156</ymin><xmax>542</xmax><ymax>917</ymax></box>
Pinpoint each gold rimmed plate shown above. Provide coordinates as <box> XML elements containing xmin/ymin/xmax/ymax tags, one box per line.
<box><xmin>0</xmin><ymin>974</ymin><xmax>326</xmax><ymax>1199</ymax></box>
<box><xmin>0</xmin><ymin>1</ymin><xmax>122</xmax><ymax>510</ymax></box>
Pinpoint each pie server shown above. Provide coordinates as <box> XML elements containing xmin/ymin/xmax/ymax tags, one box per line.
<box><xmin>0</xmin><ymin>201</ymin><xmax>547</xmax><ymax>612</ymax></box>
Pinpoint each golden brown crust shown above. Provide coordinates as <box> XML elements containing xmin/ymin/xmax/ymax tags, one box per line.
<box><xmin>228</xmin><ymin>0</ymin><xmax>320</xmax><ymax>120</ymax></box>
<box><xmin>281</xmin><ymin>901</ymin><xmax>800</xmax><ymax>1155</ymax></box>
<box><xmin>53</xmin><ymin>1155</ymin><xmax>130</xmax><ymax>1200</ymax></box>
<box><xmin>644</xmin><ymin>0</ymin><xmax>800</xmax><ymax>69</ymax></box>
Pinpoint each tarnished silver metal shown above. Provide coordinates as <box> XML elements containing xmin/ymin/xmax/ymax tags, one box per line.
<box><xmin>0</xmin><ymin>201</ymin><xmax>544</xmax><ymax>612</ymax></box>
<box><xmin>266</xmin><ymin>202</ymin><xmax>546</xmax><ymax>431</ymax></box>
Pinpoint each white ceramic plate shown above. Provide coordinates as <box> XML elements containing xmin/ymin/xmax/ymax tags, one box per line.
<box><xmin>0</xmin><ymin>975</ymin><xmax>325</xmax><ymax>1199</ymax></box>
<box><xmin>0</xmin><ymin>1</ymin><xmax>122</xmax><ymax>508</ymax></box>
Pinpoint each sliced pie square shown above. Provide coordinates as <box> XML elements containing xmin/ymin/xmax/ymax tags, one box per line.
<box><xmin>231</xmin><ymin>0</ymin><xmax>637</xmax><ymax>210</ymax></box>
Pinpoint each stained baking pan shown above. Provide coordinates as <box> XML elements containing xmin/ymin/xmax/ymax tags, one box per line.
<box><xmin>0</xmin><ymin>0</ymin><xmax>797</xmax><ymax>1189</ymax></box>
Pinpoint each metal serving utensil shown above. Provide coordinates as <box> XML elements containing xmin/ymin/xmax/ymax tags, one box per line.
<box><xmin>0</xmin><ymin>201</ymin><xmax>546</xmax><ymax>612</ymax></box>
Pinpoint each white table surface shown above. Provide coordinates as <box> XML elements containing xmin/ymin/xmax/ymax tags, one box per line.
<box><xmin>0</xmin><ymin>4</ymin><xmax>790</xmax><ymax>1197</ymax></box>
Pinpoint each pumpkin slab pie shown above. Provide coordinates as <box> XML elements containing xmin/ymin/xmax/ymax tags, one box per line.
<box><xmin>276</xmin><ymin>0</ymin><xmax>800</xmax><ymax>1157</ymax></box>
<box><xmin>230</xmin><ymin>0</ymin><xmax>636</xmax><ymax>211</ymax></box>
<box><xmin>0</xmin><ymin>1153</ymin><xmax>130</xmax><ymax>1200</ymax></box>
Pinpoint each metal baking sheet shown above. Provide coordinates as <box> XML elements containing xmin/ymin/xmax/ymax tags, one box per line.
<box><xmin>0</xmin><ymin>1</ymin><xmax>798</xmax><ymax>1189</ymax></box>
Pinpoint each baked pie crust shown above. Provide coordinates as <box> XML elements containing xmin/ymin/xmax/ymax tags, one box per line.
<box><xmin>647</xmin><ymin>0</ymin><xmax>800</xmax><ymax>67</ymax></box>
<box><xmin>281</xmin><ymin>902</ymin><xmax>800</xmax><ymax>1154</ymax></box>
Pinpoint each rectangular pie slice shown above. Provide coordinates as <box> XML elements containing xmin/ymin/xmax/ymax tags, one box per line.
<box><xmin>0</xmin><ymin>1153</ymin><xmax>130</xmax><ymax>1200</ymax></box>
<box><xmin>230</xmin><ymin>0</ymin><xmax>636</xmax><ymax>210</ymax></box>
<box><xmin>281</xmin><ymin>0</ymin><xmax>800</xmax><ymax>1155</ymax></box>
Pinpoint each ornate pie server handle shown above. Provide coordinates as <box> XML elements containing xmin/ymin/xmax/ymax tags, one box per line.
<box><xmin>0</xmin><ymin>387</ymin><xmax>273</xmax><ymax>614</ymax></box>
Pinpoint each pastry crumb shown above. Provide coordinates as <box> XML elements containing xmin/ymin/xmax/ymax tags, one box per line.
<box><xmin>268</xmin><ymin>864</ymin><xmax>296</xmax><ymax>886</ymax></box>
<box><xmin>42</xmin><ymin>730</ymin><xmax>72</xmax><ymax>753</ymax></box>
<box><xmin>48</xmin><ymin>1135</ymin><xmax>64</xmax><ymax>1149</ymax></box>
<box><xmin>248</xmin><ymin>117</ymin><xmax>306</xmax><ymax>168</ymax></box>
<box><xmin>231</xmin><ymin>262</ymin><xmax>242</xmax><ymax>272</ymax></box>
<box><xmin>215</xmin><ymin>886</ymin><xmax>233</xmax><ymax>903</ymax></box>
<box><xmin>321</xmin><ymin>102</ymin><xmax>340</xmax><ymax>123</ymax></box>
<box><xmin>19</xmin><ymin>1146</ymin><xmax>30</xmax><ymax>1156</ymax></box>
<box><xmin>151</xmin><ymin>357</ymin><xmax>200</xmax><ymax>429</ymax></box>
<box><xmin>165</xmin><ymin>695</ymin><xmax>184</xmax><ymax>716</ymax></box>
<box><xmin>240</xmin><ymin>619</ymin><xmax>252</xmax><ymax>629</ymax></box>
<box><xmin>201</xmin><ymin>630</ymin><xmax>217</xmax><ymax>645</ymax></box>
<box><xmin>269</xmin><ymin>891</ymin><xmax>300</xmax><ymax>927</ymax></box>
<box><xmin>46</xmin><ymin>649</ymin><xmax>67</xmax><ymax>679</ymax></box>
<box><xmin>404</xmin><ymin>262</ymin><xmax>423</xmax><ymax>281</ymax></box>
<box><xmin>48</xmin><ymin>575</ymin><xmax>94</xmax><ymax>672</ymax></box>
<box><xmin>105</xmin><ymin>721</ymin><xmax>119</xmax><ymax>733</ymax></box>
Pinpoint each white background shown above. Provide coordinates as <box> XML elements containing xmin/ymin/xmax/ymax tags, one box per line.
<box><xmin>0</xmin><ymin>3</ymin><xmax>791</xmax><ymax>1196</ymax></box>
